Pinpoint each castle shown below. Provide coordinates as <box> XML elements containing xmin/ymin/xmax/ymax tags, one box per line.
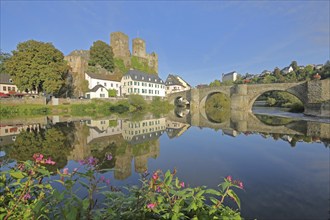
<box><xmin>110</xmin><ymin>32</ymin><xmax>158</xmax><ymax>73</ymax></box>
<box><xmin>64</xmin><ymin>32</ymin><xmax>158</xmax><ymax>97</ymax></box>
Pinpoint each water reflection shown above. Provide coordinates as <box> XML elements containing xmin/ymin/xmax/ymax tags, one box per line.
<box><xmin>1</xmin><ymin>112</ymin><xmax>329</xmax><ymax>177</ymax></box>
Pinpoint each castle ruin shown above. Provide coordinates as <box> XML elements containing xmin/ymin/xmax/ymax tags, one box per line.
<box><xmin>110</xmin><ymin>32</ymin><xmax>158</xmax><ymax>73</ymax></box>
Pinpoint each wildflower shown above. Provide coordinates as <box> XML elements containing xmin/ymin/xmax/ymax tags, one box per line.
<box><xmin>87</xmin><ymin>157</ymin><xmax>98</xmax><ymax>166</ymax></box>
<box><xmin>180</xmin><ymin>181</ymin><xmax>185</xmax><ymax>188</ymax></box>
<box><xmin>63</xmin><ymin>168</ymin><xmax>69</xmax><ymax>175</ymax></box>
<box><xmin>78</xmin><ymin>160</ymin><xmax>86</xmax><ymax>165</ymax></box>
<box><xmin>45</xmin><ymin>157</ymin><xmax>56</xmax><ymax>165</ymax></box>
<box><xmin>147</xmin><ymin>203</ymin><xmax>156</xmax><ymax>209</ymax></box>
<box><xmin>106</xmin><ymin>179</ymin><xmax>110</xmax><ymax>185</ymax></box>
<box><xmin>33</xmin><ymin>153</ymin><xmax>44</xmax><ymax>163</ymax></box>
<box><xmin>17</xmin><ymin>163</ymin><xmax>25</xmax><ymax>171</ymax></box>
<box><xmin>238</xmin><ymin>181</ymin><xmax>244</xmax><ymax>189</ymax></box>
<box><xmin>156</xmin><ymin>186</ymin><xmax>161</xmax><ymax>192</ymax></box>
<box><xmin>226</xmin><ymin>176</ymin><xmax>232</xmax><ymax>182</ymax></box>
<box><xmin>100</xmin><ymin>176</ymin><xmax>105</xmax><ymax>182</ymax></box>
<box><xmin>106</xmin><ymin>154</ymin><xmax>113</xmax><ymax>161</ymax></box>
<box><xmin>152</xmin><ymin>172</ymin><xmax>159</xmax><ymax>181</ymax></box>
<box><xmin>23</xmin><ymin>193</ymin><xmax>31</xmax><ymax>200</ymax></box>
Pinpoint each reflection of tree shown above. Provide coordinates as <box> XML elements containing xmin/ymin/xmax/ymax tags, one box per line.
<box><xmin>7</xmin><ymin>124</ymin><xmax>75</xmax><ymax>171</ymax></box>
<box><xmin>89</xmin><ymin>134</ymin><xmax>160</xmax><ymax>180</ymax></box>
<box><xmin>205</xmin><ymin>93</ymin><xmax>230</xmax><ymax>123</ymax></box>
<box><xmin>255</xmin><ymin>114</ymin><xmax>295</xmax><ymax>126</ymax></box>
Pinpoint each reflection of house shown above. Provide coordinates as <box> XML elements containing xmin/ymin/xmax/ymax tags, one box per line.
<box><xmin>166</xmin><ymin>120</ymin><xmax>190</xmax><ymax>138</ymax></box>
<box><xmin>222</xmin><ymin>129</ymin><xmax>238</xmax><ymax>137</ymax></box>
<box><xmin>122</xmin><ymin>117</ymin><xmax>166</xmax><ymax>143</ymax></box>
<box><xmin>121</xmin><ymin>70</ymin><xmax>165</xmax><ymax>98</ymax></box>
<box><xmin>85</xmin><ymin>72</ymin><xmax>121</xmax><ymax>97</ymax></box>
<box><xmin>222</xmin><ymin>71</ymin><xmax>238</xmax><ymax>82</ymax></box>
<box><xmin>165</xmin><ymin>74</ymin><xmax>191</xmax><ymax>94</ymax></box>
<box><xmin>86</xmin><ymin>119</ymin><xmax>122</xmax><ymax>144</ymax></box>
<box><xmin>0</xmin><ymin>123</ymin><xmax>42</xmax><ymax>147</ymax></box>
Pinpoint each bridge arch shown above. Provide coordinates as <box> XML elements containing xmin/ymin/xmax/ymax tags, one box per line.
<box><xmin>200</xmin><ymin>91</ymin><xmax>231</xmax><ymax>123</ymax></box>
<box><xmin>247</xmin><ymin>83</ymin><xmax>307</xmax><ymax>111</ymax></box>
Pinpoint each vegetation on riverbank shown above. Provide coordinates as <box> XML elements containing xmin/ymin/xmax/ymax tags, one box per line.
<box><xmin>262</xmin><ymin>91</ymin><xmax>304</xmax><ymax>112</ymax></box>
<box><xmin>205</xmin><ymin>93</ymin><xmax>231</xmax><ymax>123</ymax></box>
<box><xmin>0</xmin><ymin>154</ymin><xmax>243</xmax><ymax>220</ymax></box>
<box><xmin>0</xmin><ymin>95</ymin><xmax>173</xmax><ymax>119</ymax></box>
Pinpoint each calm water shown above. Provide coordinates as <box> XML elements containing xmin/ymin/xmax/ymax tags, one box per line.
<box><xmin>1</xmin><ymin>110</ymin><xmax>329</xmax><ymax>220</ymax></box>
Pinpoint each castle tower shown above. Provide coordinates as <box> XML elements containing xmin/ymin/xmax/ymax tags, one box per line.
<box><xmin>147</xmin><ymin>52</ymin><xmax>158</xmax><ymax>73</ymax></box>
<box><xmin>132</xmin><ymin>38</ymin><xmax>146</xmax><ymax>58</ymax></box>
<box><xmin>110</xmin><ymin>32</ymin><xmax>131</xmax><ymax>66</ymax></box>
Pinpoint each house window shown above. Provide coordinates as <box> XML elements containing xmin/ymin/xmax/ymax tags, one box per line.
<box><xmin>101</xmin><ymin>88</ymin><xmax>103</xmax><ymax>92</ymax></box>
<box><xmin>111</xmin><ymin>83</ymin><xmax>113</xmax><ymax>87</ymax></box>
<box><xmin>124</xmin><ymin>82</ymin><xmax>126</xmax><ymax>86</ymax></box>
<box><xmin>104</xmin><ymin>82</ymin><xmax>107</xmax><ymax>86</ymax></box>
<box><xmin>116</xmin><ymin>84</ymin><xmax>118</xmax><ymax>88</ymax></box>
<box><xmin>134</xmin><ymin>82</ymin><xmax>137</xmax><ymax>86</ymax></box>
<box><xmin>3</xmin><ymin>86</ymin><xmax>6</xmax><ymax>91</ymax></box>
<box><xmin>12</xmin><ymin>87</ymin><xmax>15</xmax><ymax>91</ymax></box>
<box><xmin>8</xmin><ymin>87</ymin><xmax>11</xmax><ymax>91</ymax></box>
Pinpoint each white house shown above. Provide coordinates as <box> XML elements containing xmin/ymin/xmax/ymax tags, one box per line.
<box><xmin>85</xmin><ymin>85</ymin><xmax>108</xmax><ymax>99</ymax></box>
<box><xmin>281</xmin><ymin>66</ymin><xmax>294</xmax><ymax>75</ymax></box>
<box><xmin>222</xmin><ymin>71</ymin><xmax>238</xmax><ymax>82</ymax></box>
<box><xmin>165</xmin><ymin>74</ymin><xmax>191</xmax><ymax>94</ymax></box>
<box><xmin>85</xmin><ymin>72</ymin><xmax>121</xmax><ymax>96</ymax></box>
<box><xmin>121</xmin><ymin>70</ymin><xmax>165</xmax><ymax>98</ymax></box>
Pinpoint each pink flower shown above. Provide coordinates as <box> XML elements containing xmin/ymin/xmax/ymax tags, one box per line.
<box><xmin>238</xmin><ymin>181</ymin><xmax>244</xmax><ymax>189</ymax></box>
<box><xmin>23</xmin><ymin>193</ymin><xmax>31</xmax><ymax>200</ymax></box>
<box><xmin>152</xmin><ymin>172</ymin><xmax>159</xmax><ymax>181</ymax></box>
<box><xmin>106</xmin><ymin>179</ymin><xmax>110</xmax><ymax>185</ymax></box>
<box><xmin>45</xmin><ymin>157</ymin><xmax>56</xmax><ymax>165</ymax></box>
<box><xmin>63</xmin><ymin>168</ymin><xmax>69</xmax><ymax>175</ymax></box>
<box><xmin>226</xmin><ymin>176</ymin><xmax>232</xmax><ymax>182</ymax></box>
<box><xmin>106</xmin><ymin>154</ymin><xmax>113</xmax><ymax>161</ymax></box>
<box><xmin>147</xmin><ymin>203</ymin><xmax>156</xmax><ymax>209</ymax></box>
<box><xmin>180</xmin><ymin>182</ymin><xmax>185</xmax><ymax>188</ymax></box>
<box><xmin>156</xmin><ymin>186</ymin><xmax>161</xmax><ymax>192</ymax></box>
<box><xmin>33</xmin><ymin>153</ymin><xmax>44</xmax><ymax>163</ymax></box>
<box><xmin>100</xmin><ymin>176</ymin><xmax>105</xmax><ymax>182</ymax></box>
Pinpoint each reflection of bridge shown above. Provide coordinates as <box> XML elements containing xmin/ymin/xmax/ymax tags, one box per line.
<box><xmin>167</xmin><ymin>79</ymin><xmax>330</xmax><ymax>118</ymax></box>
<box><xmin>167</xmin><ymin>109</ymin><xmax>330</xmax><ymax>139</ymax></box>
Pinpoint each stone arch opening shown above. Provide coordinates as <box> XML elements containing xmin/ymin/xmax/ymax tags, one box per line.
<box><xmin>174</xmin><ymin>96</ymin><xmax>190</xmax><ymax>107</ymax></box>
<box><xmin>174</xmin><ymin>107</ymin><xmax>190</xmax><ymax>118</ymax></box>
<box><xmin>251</xmin><ymin>90</ymin><xmax>305</xmax><ymax>113</ymax></box>
<box><xmin>201</xmin><ymin>92</ymin><xmax>231</xmax><ymax>123</ymax></box>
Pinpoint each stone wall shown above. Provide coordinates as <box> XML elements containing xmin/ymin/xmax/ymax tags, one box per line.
<box><xmin>0</xmin><ymin>97</ymin><xmax>46</xmax><ymax>105</ymax></box>
<box><xmin>307</xmin><ymin>79</ymin><xmax>330</xmax><ymax>103</ymax></box>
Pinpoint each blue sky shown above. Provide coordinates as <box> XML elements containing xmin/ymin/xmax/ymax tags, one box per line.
<box><xmin>1</xmin><ymin>1</ymin><xmax>329</xmax><ymax>86</ymax></box>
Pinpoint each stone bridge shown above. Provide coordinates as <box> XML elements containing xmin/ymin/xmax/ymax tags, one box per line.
<box><xmin>167</xmin><ymin>79</ymin><xmax>330</xmax><ymax>118</ymax></box>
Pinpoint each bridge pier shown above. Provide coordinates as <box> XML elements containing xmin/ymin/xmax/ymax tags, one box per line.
<box><xmin>230</xmin><ymin>84</ymin><xmax>250</xmax><ymax>112</ymax></box>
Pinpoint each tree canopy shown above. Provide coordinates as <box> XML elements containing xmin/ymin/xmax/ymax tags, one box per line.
<box><xmin>4</xmin><ymin>40</ymin><xmax>69</xmax><ymax>94</ymax></box>
<box><xmin>0</xmin><ymin>51</ymin><xmax>11</xmax><ymax>74</ymax></box>
<box><xmin>89</xmin><ymin>40</ymin><xmax>114</xmax><ymax>72</ymax></box>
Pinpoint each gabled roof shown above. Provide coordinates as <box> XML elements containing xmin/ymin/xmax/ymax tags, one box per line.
<box><xmin>86</xmin><ymin>72</ymin><xmax>121</xmax><ymax>82</ymax></box>
<box><xmin>124</xmin><ymin>70</ymin><xmax>164</xmax><ymax>84</ymax></box>
<box><xmin>0</xmin><ymin>74</ymin><xmax>14</xmax><ymax>84</ymax></box>
<box><xmin>165</xmin><ymin>74</ymin><xmax>190</xmax><ymax>87</ymax></box>
<box><xmin>89</xmin><ymin>84</ymin><xmax>107</xmax><ymax>92</ymax></box>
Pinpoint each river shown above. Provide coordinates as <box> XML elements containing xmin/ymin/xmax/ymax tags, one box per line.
<box><xmin>1</xmin><ymin>109</ymin><xmax>329</xmax><ymax>220</ymax></box>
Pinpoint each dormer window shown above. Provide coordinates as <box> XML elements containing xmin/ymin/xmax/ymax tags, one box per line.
<box><xmin>135</xmin><ymin>76</ymin><xmax>137</xmax><ymax>79</ymax></box>
<box><xmin>142</xmin><ymin>77</ymin><xmax>144</xmax><ymax>80</ymax></box>
<box><xmin>155</xmin><ymin>79</ymin><xmax>157</xmax><ymax>82</ymax></box>
<box><xmin>9</xmin><ymin>79</ymin><xmax>13</xmax><ymax>83</ymax></box>
<box><xmin>149</xmin><ymin>78</ymin><xmax>151</xmax><ymax>81</ymax></box>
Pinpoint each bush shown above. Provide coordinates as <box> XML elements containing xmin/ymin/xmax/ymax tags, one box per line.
<box><xmin>0</xmin><ymin>154</ymin><xmax>244</xmax><ymax>220</ymax></box>
<box><xmin>128</xmin><ymin>94</ymin><xmax>147</xmax><ymax>111</ymax></box>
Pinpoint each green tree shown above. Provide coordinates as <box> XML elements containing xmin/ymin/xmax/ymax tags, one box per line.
<box><xmin>4</xmin><ymin>40</ymin><xmax>69</xmax><ymax>94</ymax></box>
<box><xmin>291</xmin><ymin>61</ymin><xmax>298</xmax><ymax>72</ymax></box>
<box><xmin>128</xmin><ymin>94</ymin><xmax>147</xmax><ymax>111</ymax></box>
<box><xmin>108</xmin><ymin>89</ymin><xmax>117</xmax><ymax>97</ymax></box>
<box><xmin>89</xmin><ymin>40</ymin><xmax>114</xmax><ymax>72</ymax></box>
<box><xmin>274</xmin><ymin>67</ymin><xmax>285</xmax><ymax>83</ymax></box>
<box><xmin>0</xmin><ymin>51</ymin><xmax>11</xmax><ymax>74</ymax></box>
<box><xmin>262</xmin><ymin>75</ymin><xmax>276</xmax><ymax>84</ymax></box>
<box><xmin>209</xmin><ymin>79</ymin><xmax>221</xmax><ymax>87</ymax></box>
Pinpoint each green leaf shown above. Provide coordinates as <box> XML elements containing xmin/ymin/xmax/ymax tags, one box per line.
<box><xmin>205</xmin><ymin>188</ymin><xmax>222</xmax><ymax>196</ymax></box>
<box><xmin>210</xmin><ymin>197</ymin><xmax>219</xmax><ymax>205</ymax></box>
<box><xmin>9</xmin><ymin>171</ymin><xmax>25</xmax><ymax>179</ymax></box>
<box><xmin>227</xmin><ymin>189</ymin><xmax>241</xmax><ymax>209</ymax></box>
